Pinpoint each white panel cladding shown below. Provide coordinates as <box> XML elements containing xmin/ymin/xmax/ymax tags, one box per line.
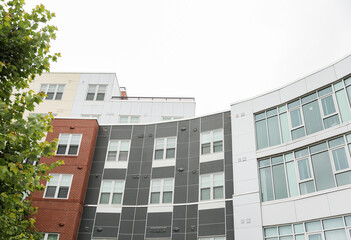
<box><xmin>151</xmin><ymin>102</ymin><xmax>163</xmax><ymax>117</ymax></box>
<box><xmin>183</xmin><ymin>102</ymin><xmax>196</xmax><ymax>117</ymax></box>
<box><xmin>172</xmin><ymin>102</ymin><xmax>184</xmax><ymax>117</ymax></box>
<box><xmin>129</xmin><ymin>102</ymin><xmax>142</xmax><ymax>115</ymax></box>
<box><xmin>334</xmin><ymin>55</ymin><xmax>351</xmax><ymax>79</ymax></box>
<box><xmin>235</xmin><ymin>227</ymin><xmax>265</xmax><ymax>240</ymax></box>
<box><xmin>161</xmin><ymin>102</ymin><xmax>173</xmax><ymax>116</ymax></box>
<box><xmin>327</xmin><ymin>187</ymin><xmax>351</xmax><ymax>215</ymax></box>
<box><xmin>305</xmin><ymin>66</ymin><xmax>337</xmax><ymax>92</ymax></box>
<box><xmin>252</xmin><ymin>90</ymin><xmax>281</xmax><ymax>113</ymax></box>
<box><xmin>279</xmin><ymin>79</ymin><xmax>307</xmax><ymax>104</ymax></box>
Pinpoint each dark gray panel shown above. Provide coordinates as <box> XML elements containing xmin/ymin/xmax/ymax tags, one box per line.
<box><xmin>98</xmin><ymin>126</ymin><xmax>110</xmax><ymax>136</ymax></box>
<box><xmin>188</xmin><ymin>157</ymin><xmax>199</xmax><ymax>170</ymax></box>
<box><xmin>132</xmin><ymin>125</ymin><xmax>145</xmax><ymax>136</ymax></box>
<box><xmin>186</xmin><ymin>218</ymin><xmax>197</xmax><ymax>233</ymax></box>
<box><xmin>177</xmin><ymin>143</ymin><xmax>189</xmax><ymax>159</ymax></box>
<box><xmin>224</xmin><ymin>151</ymin><xmax>232</xmax><ymax>166</ymax></box>
<box><xmin>189</xmin><ymin>141</ymin><xmax>200</xmax><ymax>158</ymax></box>
<box><xmin>147</xmin><ymin>212</ymin><xmax>172</xmax><ymax>226</ymax></box>
<box><xmin>95</xmin><ymin>135</ymin><xmax>109</xmax><ymax>148</ymax></box>
<box><xmin>81</xmin><ymin>206</ymin><xmax>96</xmax><ymax>220</ymax></box>
<box><xmin>189</xmin><ymin>118</ymin><xmax>200</xmax><ymax>142</ymax></box>
<box><xmin>129</xmin><ymin>147</ymin><xmax>142</xmax><ymax>162</ymax></box>
<box><xmin>137</xmin><ymin>188</ymin><xmax>150</xmax><ymax>205</ymax></box>
<box><xmin>77</xmin><ymin>233</ymin><xmax>91</xmax><ymax>240</ymax></box>
<box><xmin>121</xmin><ymin>207</ymin><xmax>135</xmax><ymax>221</ymax></box>
<box><xmin>141</xmin><ymin>146</ymin><xmax>153</xmax><ymax>162</ymax></box>
<box><xmin>119</xmin><ymin>221</ymin><xmax>133</xmax><ymax>234</ymax></box>
<box><xmin>92</xmin><ymin>147</ymin><xmax>107</xmax><ymax>162</ymax></box>
<box><xmin>173</xmin><ymin>234</ymin><xmax>186</xmax><ymax>240</ymax></box>
<box><xmin>225</xmin><ymin>164</ymin><xmax>233</xmax><ymax>181</ymax></box>
<box><xmin>152</xmin><ymin>166</ymin><xmax>175</xmax><ymax>179</ymax></box>
<box><xmin>175</xmin><ymin>171</ymin><xmax>188</xmax><ymax>187</ymax></box>
<box><xmin>177</xmin><ymin>121</ymin><xmax>190</xmax><ymax>143</ymax></box>
<box><xmin>127</xmin><ymin>162</ymin><xmax>141</xmax><ymax>175</ymax></box>
<box><xmin>118</xmin><ymin>234</ymin><xmax>131</xmax><ymax>240</ymax></box>
<box><xmin>224</xmin><ymin>135</ymin><xmax>232</xmax><ymax>151</ymax></box>
<box><xmin>227</xmin><ymin>230</ymin><xmax>235</xmax><ymax>240</ymax></box>
<box><xmin>188</xmin><ymin>170</ymin><xmax>199</xmax><ymax>185</ymax></box>
<box><xmin>95</xmin><ymin>213</ymin><xmax>120</xmax><ymax>226</ymax></box>
<box><xmin>173</xmin><ymin>219</ymin><xmax>186</xmax><ymax>233</ymax></box>
<box><xmin>156</xmin><ymin>122</ymin><xmax>178</xmax><ymax>138</ymax></box>
<box><xmin>112</xmin><ymin>125</ymin><xmax>133</xmax><ymax>132</ymax></box>
<box><xmin>138</xmin><ymin>176</ymin><xmax>151</xmax><ymax>189</ymax></box>
<box><xmin>79</xmin><ymin>219</ymin><xmax>94</xmax><ymax>233</ymax></box>
<box><xmin>186</xmin><ymin>205</ymin><xmax>198</xmax><ymax>219</ymax></box>
<box><xmin>199</xmin><ymin>208</ymin><xmax>225</xmax><ymax>224</ymax></box>
<box><xmin>110</xmin><ymin>130</ymin><xmax>132</xmax><ymax>140</ymax></box>
<box><xmin>198</xmin><ymin>223</ymin><xmax>225</xmax><ymax>236</ymax></box>
<box><xmin>145</xmin><ymin>226</ymin><xmax>171</xmax><ymax>238</ymax></box>
<box><xmin>125</xmin><ymin>175</ymin><xmax>140</xmax><ymax>189</ymax></box>
<box><xmin>92</xmin><ymin>227</ymin><xmax>118</xmax><ymax>238</ymax></box>
<box><xmin>123</xmin><ymin>188</ymin><xmax>138</xmax><ymax>205</ymax></box>
<box><xmin>103</xmin><ymin>169</ymin><xmax>126</xmax><ymax>180</ymax></box>
<box><xmin>84</xmin><ymin>188</ymin><xmax>100</xmax><ymax>205</ymax></box>
<box><xmin>130</xmin><ymin>136</ymin><xmax>144</xmax><ymax>148</ymax></box>
<box><xmin>140</xmin><ymin>162</ymin><xmax>152</xmax><ymax>174</ymax></box>
<box><xmin>225</xmin><ymin>180</ymin><xmax>234</xmax><ymax>198</ymax></box>
<box><xmin>87</xmin><ymin>174</ymin><xmax>102</xmax><ymax>188</ymax></box>
<box><xmin>144</xmin><ymin>125</ymin><xmax>156</xmax><ymax>147</ymax></box>
<box><xmin>223</xmin><ymin>111</ymin><xmax>231</xmax><ymax>123</ymax></box>
<box><xmin>226</xmin><ymin>215</ymin><xmax>234</xmax><ymax>231</ymax></box>
<box><xmin>187</xmin><ymin>185</ymin><xmax>198</xmax><ymax>203</ymax></box>
<box><xmin>132</xmin><ymin>235</ymin><xmax>145</xmax><ymax>240</ymax></box>
<box><xmin>186</xmin><ymin>233</ymin><xmax>197</xmax><ymax>240</ymax></box>
<box><xmin>135</xmin><ymin>207</ymin><xmax>147</xmax><ymax>220</ymax></box>
<box><xmin>200</xmin><ymin>160</ymin><xmax>224</xmax><ymax>174</ymax></box>
<box><xmin>174</xmin><ymin>186</ymin><xmax>187</xmax><ymax>204</ymax></box>
<box><xmin>175</xmin><ymin>158</ymin><xmax>188</xmax><ymax>170</ymax></box>
<box><xmin>201</xmin><ymin>113</ymin><xmax>223</xmax><ymax>132</ymax></box>
<box><xmin>226</xmin><ymin>200</ymin><xmax>233</xmax><ymax>215</ymax></box>
<box><xmin>173</xmin><ymin>206</ymin><xmax>186</xmax><ymax>219</ymax></box>
<box><xmin>90</xmin><ymin>162</ymin><xmax>105</xmax><ymax>175</ymax></box>
<box><xmin>133</xmin><ymin>220</ymin><xmax>146</xmax><ymax>234</ymax></box>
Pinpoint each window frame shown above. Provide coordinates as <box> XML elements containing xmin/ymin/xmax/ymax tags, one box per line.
<box><xmin>200</xmin><ymin>129</ymin><xmax>224</xmax><ymax>155</ymax></box>
<box><xmin>98</xmin><ymin>180</ymin><xmax>125</xmax><ymax>205</ymax></box>
<box><xmin>40</xmin><ymin>84</ymin><xmax>65</xmax><ymax>100</ymax></box>
<box><xmin>119</xmin><ymin>115</ymin><xmax>140</xmax><ymax>123</ymax></box>
<box><xmin>43</xmin><ymin>174</ymin><xmax>73</xmax><ymax>199</ymax></box>
<box><xmin>153</xmin><ymin>137</ymin><xmax>177</xmax><ymax>160</ymax></box>
<box><xmin>56</xmin><ymin>134</ymin><xmax>82</xmax><ymax>156</ymax></box>
<box><xmin>106</xmin><ymin>140</ymin><xmax>131</xmax><ymax>162</ymax></box>
<box><xmin>85</xmin><ymin>84</ymin><xmax>107</xmax><ymax>101</ymax></box>
<box><xmin>149</xmin><ymin>178</ymin><xmax>174</xmax><ymax>204</ymax></box>
<box><xmin>42</xmin><ymin>233</ymin><xmax>60</xmax><ymax>240</ymax></box>
<box><xmin>199</xmin><ymin>172</ymin><xmax>224</xmax><ymax>201</ymax></box>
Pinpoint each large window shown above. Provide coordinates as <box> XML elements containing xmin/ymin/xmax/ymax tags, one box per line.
<box><xmin>56</xmin><ymin>134</ymin><xmax>82</xmax><ymax>156</ymax></box>
<box><xmin>40</xmin><ymin>84</ymin><xmax>65</xmax><ymax>100</ymax></box>
<box><xmin>264</xmin><ymin>215</ymin><xmax>351</xmax><ymax>240</ymax></box>
<box><xmin>150</xmin><ymin>179</ymin><xmax>174</xmax><ymax>204</ymax></box>
<box><xmin>154</xmin><ymin>137</ymin><xmax>176</xmax><ymax>160</ymax></box>
<box><xmin>200</xmin><ymin>172</ymin><xmax>224</xmax><ymax>201</ymax></box>
<box><xmin>99</xmin><ymin>180</ymin><xmax>124</xmax><ymax>205</ymax></box>
<box><xmin>255</xmin><ymin>76</ymin><xmax>351</xmax><ymax>150</ymax></box>
<box><xmin>44</xmin><ymin>174</ymin><xmax>73</xmax><ymax>199</ymax></box>
<box><xmin>201</xmin><ymin>129</ymin><xmax>224</xmax><ymax>155</ymax></box>
<box><xmin>119</xmin><ymin>115</ymin><xmax>140</xmax><ymax>123</ymax></box>
<box><xmin>106</xmin><ymin>140</ymin><xmax>131</xmax><ymax>162</ymax></box>
<box><xmin>42</xmin><ymin>233</ymin><xmax>59</xmax><ymax>240</ymax></box>
<box><xmin>259</xmin><ymin>133</ymin><xmax>351</xmax><ymax>202</ymax></box>
<box><xmin>86</xmin><ymin>84</ymin><xmax>107</xmax><ymax>101</ymax></box>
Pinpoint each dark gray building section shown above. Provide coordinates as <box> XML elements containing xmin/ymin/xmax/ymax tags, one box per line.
<box><xmin>78</xmin><ymin>111</ymin><xmax>234</xmax><ymax>239</ymax></box>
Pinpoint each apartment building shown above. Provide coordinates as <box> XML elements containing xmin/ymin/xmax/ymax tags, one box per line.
<box><xmin>33</xmin><ymin>54</ymin><xmax>351</xmax><ymax>240</ymax></box>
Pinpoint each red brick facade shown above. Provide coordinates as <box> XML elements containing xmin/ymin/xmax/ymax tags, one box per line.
<box><xmin>32</xmin><ymin>119</ymin><xmax>98</xmax><ymax>240</ymax></box>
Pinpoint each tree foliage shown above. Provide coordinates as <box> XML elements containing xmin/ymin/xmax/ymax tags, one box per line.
<box><xmin>0</xmin><ymin>0</ymin><xmax>62</xmax><ymax>239</ymax></box>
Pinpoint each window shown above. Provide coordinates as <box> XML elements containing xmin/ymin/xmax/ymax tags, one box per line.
<box><xmin>258</xmin><ymin>133</ymin><xmax>351</xmax><ymax>202</ymax></box>
<box><xmin>119</xmin><ymin>115</ymin><xmax>140</xmax><ymax>123</ymax></box>
<box><xmin>106</xmin><ymin>140</ymin><xmax>131</xmax><ymax>161</ymax></box>
<box><xmin>154</xmin><ymin>137</ymin><xmax>176</xmax><ymax>160</ymax></box>
<box><xmin>201</xmin><ymin>129</ymin><xmax>223</xmax><ymax>155</ymax></box>
<box><xmin>199</xmin><ymin>238</ymin><xmax>225</xmax><ymax>240</ymax></box>
<box><xmin>42</xmin><ymin>233</ymin><xmax>59</xmax><ymax>240</ymax></box>
<box><xmin>150</xmin><ymin>179</ymin><xmax>174</xmax><ymax>204</ymax></box>
<box><xmin>44</xmin><ymin>174</ymin><xmax>73</xmax><ymax>199</ymax></box>
<box><xmin>162</xmin><ymin>116</ymin><xmax>183</xmax><ymax>121</ymax></box>
<box><xmin>56</xmin><ymin>134</ymin><xmax>82</xmax><ymax>156</ymax></box>
<box><xmin>200</xmin><ymin>172</ymin><xmax>224</xmax><ymax>201</ymax></box>
<box><xmin>86</xmin><ymin>84</ymin><xmax>107</xmax><ymax>101</ymax></box>
<box><xmin>99</xmin><ymin>180</ymin><xmax>124</xmax><ymax>204</ymax></box>
<box><xmin>40</xmin><ymin>84</ymin><xmax>65</xmax><ymax>100</ymax></box>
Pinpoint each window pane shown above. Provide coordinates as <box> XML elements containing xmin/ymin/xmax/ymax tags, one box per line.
<box><xmin>256</xmin><ymin>119</ymin><xmax>268</xmax><ymax>149</ymax></box>
<box><xmin>201</xmin><ymin>143</ymin><xmax>211</xmax><ymax>154</ymax></box>
<box><xmin>68</xmin><ymin>145</ymin><xmax>78</xmax><ymax>155</ymax></box>
<box><xmin>329</xmin><ymin>137</ymin><xmax>345</xmax><ymax>148</ymax></box>
<box><xmin>302</xmin><ymin>93</ymin><xmax>317</xmax><ymax>104</ymax></box>
<box><xmin>318</xmin><ymin>86</ymin><xmax>332</xmax><ymax>97</ymax></box>
<box><xmin>324</xmin><ymin>229</ymin><xmax>347</xmax><ymax>240</ymax></box>
<box><xmin>255</xmin><ymin>112</ymin><xmax>265</xmax><ymax>120</ymax></box>
<box><xmin>272</xmin><ymin>164</ymin><xmax>288</xmax><ymax>199</ymax></box>
<box><xmin>294</xmin><ymin>224</ymin><xmax>304</xmax><ymax>234</ymax></box>
<box><xmin>163</xmin><ymin>179</ymin><xmax>173</xmax><ymax>191</ymax></box>
<box><xmin>310</xmin><ymin>142</ymin><xmax>328</xmax><ymax>154</ymax></box>
<box><xmin>279</xmin><ymin>225</ymin><xmax>292</xmax><ymax>235</ymax></box>
<box><xmin>57</xmin><ymin>187</ymin><xmax>69</xmax><ymax>198</ymax></box>
<box><xmin>213</xmin><ymin>186</ymin><xmax>223</xmax><ymax>199</ymax></box>
<box><xmin>107</xmin><ymin>151</ymin><xmax>117</xmax><ymax>161</ymax></box>
<box><xmin>114</xmin><ymin>181</ymin><xmax>124</xmax><ymax>192</ymax></box>
<box><xmin>323</xmin><ymin>217</ymin><xmax>344</xmax><ymax>229</ymax></box>
<box><xmin>292</xmin><ymin>127</ymin><xmax>305</xmax><ymax>140</ymax></box>
<box><xmin>260</xmin><ymin>167</ymin><xmax>274</xmax><ymax>201</ymax></box>
<box><xmin>118</xmin><ymin>151</ymin><xmax>128</xmax><ymax>161</ymax></box>
<box><xmin>288</xmin><ymin>99</ymin><xmax>300</xmax><ymax>109</ymax></box>
<box><xmin>302</xmin><ymin>100</ymin><xmax>323</xmax><ymax>135</ymax></box>
<box><xmin>55</xmin><ymin>92</ymin><xmax>63</xmax><ymax>100</ymax></box>
<box><xmin>155</xmin><ymin>149</ymin><xmax>164</xmax><ymax>159</ymax></box>
<box><xmin>286</xmin><ymin>162</ymin><xmax>299</xmax><ymax>197</ymax></box>
<box><xmin>86</xmin><ymin>93</ymin><xmax>95</xmax><ymax>100</ymax></box>
<box><xmin>279</xmin><ymin>113</ymin><xmax>291</xmax><ymax>143</ymax></box>
<box><xmin>213</xmin><ymin>173</ymin><xmax>224</xmax><ymax>187</ymax></box>
<box><xmin>162</xmin><ymin>192</ymin><xmax>172</xmax><ymax>203</ymax></box>
<box><xmin>155</xmin><ymin>139</ymin><xmax>164</xmax><ymax>149</ymax></box>
<box><xmin>213</xmin><ymin>141</ymin><xmax>223</xmax><ymax>153</ymax></box>
<box><xmin>47</xmin><ymin>234</ymin><xmax>59</xmax><ymax>240</ymax></box>
<box><xmin>323</xmin><ymin>115</ymin><xmax>340</xmax><ymax>129</ymax></box>
<box><xmin>119</xmin><ymin>116</ymin><xmax>129</xmax><ymax>123</ymax></box>
<box><xmin>96</xmin><ymin>93</ymin><xmax>105</xmax><ymax>101</ymax></box>
<box><xmin>265</xmin><ymin>227</ymin><xmax>278</xmax><ymax>237</ymax></box>
<box><xmin>259</xmin><ymin>159</ymin><xmax>270</xmax><ymax>167</ymax></box>
<box><xmin>166</xmin><ymin>148</ymin><xmax>175</xmax><ymax>159</ymax></box>
<box><xmin>56</xmin><ymin>145</ymin><xmax>67</xmax><ymax>154</ymax></box>
<box><xmin>120</xmin><ymin>141</ymin><xmax>129</xmax><ymax>151</ymax></box>
<box><xmin>308</xmin><ymin>234</ymin><xmax>322</xmax><ymax>240</ymax></box>
<box><xmin>99</xmin><ymin>193</ymin><xmax>110</xmax><ymax>204</ymax></box>
<box><xmin>300</xmin><ymin>180</ymin><xmax>315</xmax><ymax>195</ymax></box>
<box><xmin>130</xmin><ymin>116</ymin><xmax>139</xmax><ymax>123</ymax></box>
<box><xmin>271</xmin><ymin>156</ymin><xmax>283</xmax><ymax>164</ymax></box>
<box><xmin>332</xmin><ymin>148</ymin><xmax>349</xmax><ymax>171</ymax></box>
<box><xmin>201</xmin><ymin>132</ymin><xmax>211</xmax><ymax>144</ymax></box>
<box><xmin>295</xmin><ymin>148</ymin><xmax>309</xmax><ymax>158</ymax></box>
<box><xmin>102</xmin><ymin>181</ymin><xmax>112</xmax><ymax>192</ymax></box>
<box><xmin>290</xmin><ymin>109</ymin><xmax>303</xmax><ymax>128</ymax></box>
<box><xmin>57</xmin><ymin>84</ymin><xmax>65</xmax><ymax>92</ymax></box>
<box><xmin>345</xmin><ymin>216</ymin><xmax>351</xmax><ymax>226</ymax></box>
<box><xmin>167</xmin><ymin>137</ymin><xmax>176</xmax><ymax>148</ymax></box>
<box><xmin>267</xmin><ymin>108</ymin><xmax>278</xmax><ymax>117</ymax></box>
<box><xmin>311</xmin><ymin>151</ymin><xmax>335</xmax><ymax>191</ymax></box>
<box><xmin>336</xmin><ymin>171</ymin><xmax>351</xmax><ymax>186</ymax></box>
<box><xmin>60</xmin><ymin>175</ymin><xmax>72</xmax><ymax>186</ymax></box>
<box><xmin>321</xmin><ymin>96</ymin><xmax>336</xmax><ymax>116</ymax></box>
<box><xmin>201</xmin><ymin>188</ymin><xmax>210</xmax><ymax>200</ymax></box>
<box><xmin>295</xmin><ymin>235</ymin><xmax>306</xmax><ymax>240</ymax></box>
<box><xmin>151</xmin><ymin>180</ymin><xmax>161</xmax><ymax>192</ymax></box>
<box><xmin>306</xmin><ymin>221</ymin><xmax>322</xmax><ymax>232</ymax></box>
<box><xmin>150</xmin><ymin>192</ymin><xmax>160</xmax><ymax>204</ymax></box>
<box><xmin>201</xmin><ymin>175</ymin><xmax>211</xmax><ymax>188</ymax></box>
<box><xmin>59</xmin><ymin>134</ymin><xmax>69</xmax><ymax>144</ymax></box>
<box><xmin>334</xmin><ymin>81</ymin><xmax>343</xmax><ymax>90</ymax></box>
<box><xmin>112</xmin><ymin>193</ymin><xmax>122</xmax><ymax>204</ymax></box>
<box><xmin>335</xmin><ymin>90</ymin><xmax>351</xmax><ymax>122</ymax></box>
<box><xmin>298</xmin><ymin>158</ymin><xmax>311</xmax><ymax>180</ymax></box>
<box><xmin>280</xmin><ymin>236</ymin><xmax>293</xmax><ymax>240</ymax></box>
<box><xmin>45</xmin><ymin>186</ymin><xmax>56</xmax><ymax>198</ymax></box>
<box><xmin>40</xmin><ymin>84</ymin><xmax>47</xmax><ymax>92</ymax></box>
<box><xmin>213</xmin><ymin>130</ymin><xmax>223</xmax><ymax>141</ymax></box>
<box><xmin>267</xmin><ymin>116</ymin><xmax>281</xmax><ymax>146</ymax></box>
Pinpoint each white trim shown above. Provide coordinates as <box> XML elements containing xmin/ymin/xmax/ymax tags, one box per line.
<box><xmin>43</xmin><ymin>174</ymin><xmax>73</xmax><ymax>199</ymax></box>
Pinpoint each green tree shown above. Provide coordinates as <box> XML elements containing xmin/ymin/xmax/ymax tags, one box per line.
<box><xmin>0</xmin><ymin>0</ymin><xmax>62</xmax><ymax>239</ymax></box>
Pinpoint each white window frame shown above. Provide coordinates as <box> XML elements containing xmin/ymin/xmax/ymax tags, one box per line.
<box><xmin>119</xmin><ymin>115</ymin><xmax>140</xmax><ymax>123</ymax></box>
<box><xmin>200</xmin><ymin>129</ymin><xmax>224</xmax><ymax>155</ymax></box>
<box><xmin>40</xmin><ymin>84</ymin><xmax>65</xmax><ymax>100</ymax></box>
<box><xmin>98</xmin><ymin>180</ymin><xmax>125</xmax><ymax>205</ymax></box>
<box><xmin>200</xmin><ymin>172</ymin><xmax>224</xmax><ymax>201</ymax></box>
<box><xmin>86</xmin><ymin>84</ymin><xmax>107</xmax><ymax>101</ymax></box>
<box><xmin>43</xmin><ymin>174</ymin><xmax>73</xmax><ymax>199</ymax></box>
<box><xmin>56</xmin><ymin>134</ymin><xmax>82</xmax><ymax>156</ymax></box>
<box><xmin>42</xmin><ymin>233</ymin><xmax>60</xmax><ymax>240</ymax></box>
<box><xmin>162</xmin><ymin>116</ymin><xmax>183</xmax><ymax>121</ymax></box>
<box><xmin>149</xmin><ymin>178</ymin><xmax>174</xmax><ymax>204</ymax></box>
<box><xmin>106</xmin><ymin>140</ymin><xmax>131</xmax><ymax>162</ymax></box>
<box><xmin>153</xmin><ymin>137</ymin><xmax>177</xmax><ymax>160</ymax></box>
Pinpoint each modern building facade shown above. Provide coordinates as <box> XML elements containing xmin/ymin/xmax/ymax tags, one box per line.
<box><xmin>33</xmin><ymin>54</ymin><xmax>351</xmax><ymax>240</ymax></box>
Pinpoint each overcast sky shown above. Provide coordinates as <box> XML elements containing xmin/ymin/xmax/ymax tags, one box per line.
<box><xmin>26</xmin><ymin>0</ymin><xmax>351</xmax><ymax>115</ymax></box>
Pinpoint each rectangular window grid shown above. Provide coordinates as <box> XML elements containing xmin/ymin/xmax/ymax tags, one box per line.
<box><xmin>44</xmin><ymin>174</ymin><xmax>73</xmax><ymax>199</ymax></box>
<box><xmin>119</xmin><ymin>115</ymin><xmax>140</xmax><ymax>123</ymax></box>
<box><xmin>56</xmin><ymin>134</ymin><xmax>82</xmax><ymax>156</ymax></box>
<box><xmin>259</xmin><ymin>133</ymin><xmax>351</xmax><ymax>202</ymax></box>
<box><xmin>99</xmin><ymin>180</ymin><xmax>125</xmax><ymax>205</ymax></box>
<box><xmin>86</xmin><ymin>84</ymin><xmax>107</xmax><ymax>101</ymax></box>
<box><xmin>201</xmin><ymin>129</ymin><xmax>224</xmax><ymax>155</ymax></box>
<box><xmin>154</xmin><ymin>137</ymin><xmax>176</xmax><ymax>160</ymax></box>
<box><xmin>106</xmin><ymin>140</ymin><xmax>131</xmax><ymax>161</ymax></box>
<box><xmin>200</xmin><ymin>172</ymin><xmax>224</xmax><ymax>201</ymax></box>
<box><xmin>264</xmin><ymin>214</ymin><xmax>351</xmax><ymax>240</ymax></box>
<box><xmin>150</xmin><ymin>179</ymin><xmax>174</xmax><ymax>204</ymax></box>
<box><xmin>42</xmin><ymin>233</ymin><xmax>59</xmax><ymax>240</ymax></box>
<box><xmin>255</xmin><ymin>76</ymin><xmax>351</xmax><ymax>150</ymax></box>
<box><xmin>40</xmin><ymin>84</ymin><xmax>65</xmax><ymax>100</ymax></box>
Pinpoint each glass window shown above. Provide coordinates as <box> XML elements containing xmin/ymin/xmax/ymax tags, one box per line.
<box><xmin>279</xmin><ymin>113</ymin><xmax>291</xmax><ymax>143</ymax></box>
<box><xmin>306</xmin><ymin>221</ymin><xmax>322</xmax><ymax>232</ymax></box>
<box><xmin>294</xmin><ymin>224</ymin><xmax>304</xmax><ymax>234</ymax></box>
<box><xmin>201</xmin><ymin>130</ymin><xmax>223</xmax><ymax>154</ymax></box>
<box><xmin>324</xmin><ymin>229</ymin><xmax>347</xmax><ymax>240</ymax></box>
<box><xmin>279</xmin><ymin>225</ymin><xmax>293</xmax><ymax>235</ymax></box>
<box><xmin>286</xmin><ymin>161</ymin><xmax>299</xmax><ymax>197</ymax></box>
<box><xmin>256</xmin><ymin>119</ymin><xmax>268</xmax><ymax>149</ymax></box>
<box><xmin>260</xmin><ymin>167</ymin><xmax>274</xmax><ymax>202</ymax></box>
<box><xmin>86</xmin><ymin>84</ymin><xmax>107</xmax><ymax>101</ymax></box>
<box><xmin>302</xmin><ymin>100</ymin><xmax>323</xmax><ymax>135</ymax></box>
<box><xmin>42</xmin><ymin>233</ymin><xmax>59</xmax><ymax>240</ymax></box>
<box><xmin>331</xmin><ymin>147</ymin><xmax>349</xmax><ymax>171</ymax></box>
<box><xmin>154</xmin><ymin>137</ymin><xmax>176</xmax><ymax>160</ymax></box>
<box><xmin>56</xmin><ymin>134</ymin><xmax>82</xmax><ymax>156</ymax></box>
<box><xmin>336</xmin><ymin>171</ymin><xmax>351</xmax><ymax>186</ymax></box>
<box><xmin>323</xmin><ymin>217</ymin><xmax>344</xmax><ymax>230</ymax></box>
<box><xmin>290</xmin><ymin>109</ymin><xmax>303</xmax><ymax>128</ymax></box>
<box><xmin>200</xmin><ymin>172</ymin><xmax>224</xmax><ymax>201</ymax></box>
<box><xmin>44</xmin><ymin>174</ymin><xmax>73</xmax><ymax>199</ymax></box>
<box><xmin>150</xmin><ymin>179</ymin><xmax>174</xmax><ymax>204</ymax></box>
<box><xmin>268</xmin><ymin>116</ymin><xmax>281</xmax><ymax>146</ymax></box>
<box><xmin>335</xmin><ymin>90</ymin><xmax>351</xmax><ymax>122</ymax></box>
<box><xmin>106</xmin><ymin>140</ymin><xmax>131</xmax><ymax>162</ymax></box>
<box><xmin>308</xmin><ymin>234</ymin><xmax>322</xmax><ymax>240</ymax></box>
<box><xmin>265</xmin><ymin>227</ymin><xmax>278</xmax><ymax>237</ymax></box>
<box><xmin>272</xmin><ymin>164</ymin><xmax>288</xmax><ymax>199</ymax></box>
<box><xmin>300</xmin><ymin>180</ymin><xmax>315</xmax><ymax>195</ymax></box>
<box><xmin>99</xmin><ymin>180</ymin><xmax>124</xmax><ymax>205</ymax></box>
<box><xmin>298</xmin><ymin>158</ymin><xmax>311</xmax><ymax>180</ymax></box>
<box><xmin>40</xmin><ymin>84</ymin><xmax>65</xmax><ymax>100</ymax></box>
<box><xmin>311</xmin><ymin>151</ymin><xmax>336</xmax><ymax>191</ymax></box>
<box><xmin>345</xmin><ymin>216</ymin><xmax>351</xmax><ymax>226</ymax></box>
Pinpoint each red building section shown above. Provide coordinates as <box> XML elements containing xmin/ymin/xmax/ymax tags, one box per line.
<box><xmin>32</xmin><ymin>119</ymin><xmax>99</xmax><ymax>240</ymax></box>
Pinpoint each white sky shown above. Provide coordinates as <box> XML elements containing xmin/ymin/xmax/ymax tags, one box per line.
<box><xmin>26</xmin><ymin>0</ymin><xmax>351</xmax><ymax>115</ymax></box>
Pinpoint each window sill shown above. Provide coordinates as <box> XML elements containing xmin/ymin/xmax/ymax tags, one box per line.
<box><xmin>148</xmin><ymin>204</ymin><xmax>173</xmax><ymax>213</ymax></box>
<box><xmin>104</xmin><ymin>161</ymin><xmax>128</xmax><ymax>169</ymax></box>
<box><xmin>152</xmin><ymin>158</ymin><xmax>176</xmax><ymax>168</ymax></box>
<box><xmin>200</xmin><ymin>151</ymin><xmax>224</xmax><ymax>163</ymax></box>
<box><xmin>96</xmin><ymin>205</ymin><xmax>122</xmax><ymax>213</ymax></box>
